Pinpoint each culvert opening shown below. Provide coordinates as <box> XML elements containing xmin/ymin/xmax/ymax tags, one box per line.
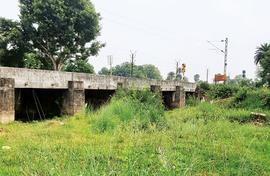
<box><xmin>85</xmin><ymin>89</ymin><xmax>115</xmax><ymax>109</ymax></box>
<box><xmin>162</xmin><ymin>91</ymin><xmax>175</xmax><ymax>109</ymax></box>
<box><xmin>15</xmin><ymin>88</ymin><xmax>65</xmax><ymax>122</ymax></box>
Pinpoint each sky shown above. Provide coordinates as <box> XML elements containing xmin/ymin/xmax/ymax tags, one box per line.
<box><xmin>1</xmin><ymin>0</ymin><xmax>270</xmax><ymax>81</ymax></box>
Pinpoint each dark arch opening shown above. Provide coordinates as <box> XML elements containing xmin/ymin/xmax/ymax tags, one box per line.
<box><xmin>15</xmin><ymin>88</ymin><xmax>65</xmax><ymax>122</ymax></box>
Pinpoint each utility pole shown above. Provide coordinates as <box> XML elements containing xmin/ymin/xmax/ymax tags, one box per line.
<box><xmin>207</xmin><ymin>37</ymin><xmax>229</xmax><ymax>83</ymax></box>
<box><xmin>107</xmin><ymin>55</ymin><xmax>113</xmax><ymax>76</ymax></box>
<box><xmin>206</xmin><ymin>68</ymin><xmax>209</xmax><ymax>83</ymax></box>
<box><xmin>176</xmin><ymin>61</ymin><xmax>179</xmax><ymax>79</ymax></box>
<box><xmin>130</xmin><ymin>51</ymin><xmax>136</xmax><ymax>77</ymax></box>
<box><xmin>223</xmin><ymin>38</ymin><xmax>228</xmax><ymax>76</ymax></box>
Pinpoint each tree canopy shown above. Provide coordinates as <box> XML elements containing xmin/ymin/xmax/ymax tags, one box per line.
<box><xmin>254</xmin><ymin>43</ymin><xmax>270</xmax><ymax>86</ymax></box>
<box><xmin>0</xmin><ymin>17</ymin><xmax>26</xmax><ymax>67</ymax></box>
<box><xmin>0</xmin><ymin>0</ymin><xmax>103</xmax><ymax>72</ymax></box>
<box><xmin>99</xmin><ymin>62</ymin><xmax>162</xmax><ymax>80</ymax></box>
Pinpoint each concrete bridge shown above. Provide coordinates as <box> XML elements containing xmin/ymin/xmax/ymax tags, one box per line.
<box><xmin>0</xmin><ymin>67</ymin><xmax>197</xmax><ymax>124</ymax></box>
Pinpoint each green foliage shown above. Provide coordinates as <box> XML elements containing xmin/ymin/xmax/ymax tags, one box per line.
<box><xmin>92</xmin><ymin>89</ymin><xmax>165</xmax><ymax>132</ymax></box>
<box><xmin>0</xmin><ymin>18</ymin><xmax>26</xmax><ymax>67</ymax></box>
<box><xmin>23</xmin><ymin>53</ymin><xmax>43</xmax><ymax>69</ymax></box>
<box><xmin>186</xmin><ymin>96</ymin><xmax>200</xmax><ymax>107</ymax></box>
<box><xmin>1</xmin><ymin>0</ymin><xmax>103</xmax><ymax>72</ymax></box>
<box><xmin>254</xmin><ymin>43</ymin><xmax>270</xmax><ymax>86</ymax></box>
<box><xmin>98</xmin><ymin>67</ymin><xmax>110</xmax><ymax>75</ymax></box>
<box><xmin>65</xmin><ymin>59</ymin><xmax>95</xmax><ymax>73</ymax></box>
<box><xmin>227</xmin><ymin>75</ymin><xmax>255</xmax><ymax>87</ymax></box>
<box><xmin>208</xmin><ymin>84</ymin><xmax>239</xmax><ymax>99</ymax></box>
<box><xmin>1</xmin><ymin>103</ymin><xmax>270</xmax><ymax>175</ymax></box>
<box><xmin>166</xmin><ymin>71</ymin><xmax>175</xmax><ymax>80</ymax></box>
<box><xmin>232</xmin><ymin>88</ymin><xmax>270</xmax><ymax>110</ymax></box>
<box><xmin>194</xmin><ymin>74</ymin><xmax>200</xmax><ymax>82</ymax></box>
<box><xmin>98</xmin><ymin>62</ymin><xmax>163</xmax><ymax>80</ymax></box>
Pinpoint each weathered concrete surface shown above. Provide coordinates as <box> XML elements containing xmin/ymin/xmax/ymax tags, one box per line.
<box><xmin>0</xmin><ymin>67</ymin><xmax>197</xmax><ymax>124</ymax></box>
<box><xmin>62</xmin><ymin>81</ymin><xmax>85</xmax><ymax>116</ymax></box>
<box><xmin>0</xmin><ymin>67</ymin><xmax>196</xmax><ymax>92</ymax></box>
<box><xmin>175</xmin><ymin>86</ymin><xmax>186</xmax><ymax>108</ymax></box>
<box><xmin>0</xmin><ymin>78</ymin><xmax>15</xmax><ymax>124</ymax></box>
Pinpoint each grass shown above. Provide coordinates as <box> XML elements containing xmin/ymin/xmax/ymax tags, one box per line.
<box><xmin>1</xmin><ymin>93</ymin><xmax>270</xmax><ymax>175</ymax></box>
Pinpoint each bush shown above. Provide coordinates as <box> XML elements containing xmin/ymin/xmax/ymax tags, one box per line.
<box><xmin>231</xmin><ymin>88</ymin><xmax>270</xmax><ymax>110</ymax></box>
<box><xmin>207</xmin><ymin>84</ymin><xmax>239</xmax><ymax>99</ymax></box>
<box><xmin>91</xmin><ymin>89</ymin><xmax>166</xmax><ymax>132</ymax></box>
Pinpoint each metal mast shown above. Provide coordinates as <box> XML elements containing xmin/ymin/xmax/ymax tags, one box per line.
<box><xmin>223</xmin><ymin>38</ymin><xmax>228</xmax><ymax>76</ymax></box>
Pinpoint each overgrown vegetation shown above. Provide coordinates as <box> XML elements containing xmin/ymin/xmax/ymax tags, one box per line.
<box><xmin>91</xmin><ymin>89</ymin><xmax>166</xmax><ymax>132</ymax></box>
<box><xmin>1</xmin><ymin>89</ymin><xmax>270</xmax><ymax>175</ymax></box>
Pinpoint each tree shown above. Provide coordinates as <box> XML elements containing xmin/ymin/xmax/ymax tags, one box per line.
<box><xmin>113</xmin><ymin>62</ymin><xmax>131</xmax><ymax>77</ymax></box>
<box><xmin>194</xmin><ymin>74</ymin><xmax>200</xmax><ymax>82</ymax></box>
<box><xmin>140</xmin><ymin>64</ymin><xmax>162</xmax><ymax>80</ymax></box>
<box><xmin>98</xmin><ymin>62</ymin><xmax>163</xmax><ymax>80</ymax></box>
<box><xmin>254</xmin><ymin>43</ymin><xmax>270</xmax><ymax>86</ymax></box>
<box><xmin>166</xmin><ymin>72</ymin><xmax>175</xmax><ymax>80</ymax></box>
<box><xmin>65</xmin><ymin>59</ymin><xmax>94</xmax><ymax>73</ymax></box>
<box><xmin>227</xmin><ymin>74</ymin><xmax>254</xmax><ymax>87</ymax></box>
<box><xmin>98</xmin><ymin>67</ymin><xmax>110</xmax><ymax>75</ymax></box>
<box><xmin>254</xmin><ymin>43</ymin><xmax>270</xmax><ymax>65</ymax></box>
<box><xmin>0</xmin><ymin>18</ymin><xmax>26</xmax><ymax>67</ymax></box>
<box><xmin>19</xmin><ymin>0</ymin><xmax>104</xmax><ymax>71</ymax></box>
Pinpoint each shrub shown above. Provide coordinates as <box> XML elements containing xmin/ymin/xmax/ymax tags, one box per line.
<box><xmin>207</xmin><ymin>84</ymin><xmax>239</xmax><ymax>99</ymax></box>
<box><xmin>186</xmin><ymin>96</ymin><xmax>200</xmax><ymax>107</ymax></box>
<box><xmin>92</xmin><ymin>89</ymin><xmax>166</xmax><ymax>132</ymax></box>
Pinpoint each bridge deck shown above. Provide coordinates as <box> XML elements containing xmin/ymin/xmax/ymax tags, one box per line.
<box><xmin>0</xmin><ymin>67</ymin><xmax>196</xmax><ymax>92</ymax></box>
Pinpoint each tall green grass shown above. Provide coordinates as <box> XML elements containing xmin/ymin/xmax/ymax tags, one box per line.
<box><xmin>1</xmin><ymin>89</ymin><xmax>270</xmax><ymax>175</ymax></box>
<box><xmin>90</xmin><ymin>89</ymin><xmax>166</xmax><ymax>133</ymax></box>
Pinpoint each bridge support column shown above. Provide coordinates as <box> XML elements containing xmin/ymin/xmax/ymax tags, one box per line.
<box><xmin>0</xmin><ymin>78</ymin><xmax>15</xmax><ymax>124</ymax></box>
<box><xmin>62</xmin><ymin>81</ymin><xmax>85</xmax><ymax>116</ymax></box>
<box><xmin>175</xmin><ymin>86</ymin><xmax>185</xmax><ymax>108</ymax></box>
<box><xmin>150</xmin><ymin>85</ymin><xmax>161</xmax><ymax>93</ymax></box>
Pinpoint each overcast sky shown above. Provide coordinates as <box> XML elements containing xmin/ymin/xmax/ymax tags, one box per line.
<box><xmin>1</xmin><ymin>0</ymin><xmax>270</xmax><ymax>81</ymax></box>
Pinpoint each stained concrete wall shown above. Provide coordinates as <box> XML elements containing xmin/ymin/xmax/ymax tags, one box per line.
<box><xmin>0</xmin><ymin>67</ymin><xmax>196</xmax><ymax>124</ymax></box>
<box><xmin>0</xmin><ymin>67</ymin><xmax>196</xmax><ymax>92</ymax></box>
<box><xmin>0</xmin><ymin>78</ymin><xmax>15</xmax><ymax>124</ymax></box>
<box><xmin>62</xmin><ymin>81</ymin><xmax>85</xmax><ymax>116</ymax></box>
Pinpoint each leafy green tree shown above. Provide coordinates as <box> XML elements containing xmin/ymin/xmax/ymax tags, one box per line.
<box><xmin>227</xmin><ymin>75</ymin><xmax>254</xmax><ymax>87</ymax></box>
<box><xmin>194</xmin><ymin>74</ymin><xmax>200</xmax><ymax>82</ymax></box>
<box><xmin>98</xmin><ymin>67</ymin><xmax>110</xmax><ymax>75</ymax></box>
<box><xmin>254</xmin><ymin>43</ymin><xmax>270</xmax><ymax>65</ymax></box>
<box><xmin>65</xmin><ymin>59</ymin><xmax>94</xmax><ymax>74</ymax></box>
<box><xmin>0</xmin><ymin>18</ymin><xmax>26</xmax><ymax>67</ymax></box>
<box><xmin>113</xmin><ymin>62</ymin><xmax>131</xmax><ymax>77</ymax></box>
<box><xmin>254</xmin><ymin>43</ymin><xmax>270</xmax><ymax>86</ymax></box>
<box><xmin>140</xmin><ymin>64</ymin><xmax>162</xmax><ymax>80</ymax></box>
<box><xmin>98</xmin><ymin>62</ymin><xmax>162</xmax><ymax>80</ymax></box>
<box><xmin>166</xmin><ymin>72</ymin><xmax>175</xmax><ymax>80</ymax></box>
<box><xmin>19</xmin><ymin>0</ymin><xmax>104</xmax><ymax>70</ymax></box>
<box><xmin>23</xmin><ymin>53</ymin><xmax>43</xmax><ymax>69</ymax></box>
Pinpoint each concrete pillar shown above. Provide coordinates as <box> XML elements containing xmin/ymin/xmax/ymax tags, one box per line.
<box><xmin>175</xmin><ymin>86</ymin><xmax>185</xmax><ymax>108</ymax></box>
<box><xmin>0</xmin><ymin>78</ymin><xmax>15</xmax><ymax>124</ymax></box>
<box><xmin>150</xmin><ymin>85</ymin><xmax>161</xmax><ymax>93</ymax></box>
<box><xmin>62</xmin><ymin>81</ymin><xmax>85</xmax><ymax>116</ymax></box>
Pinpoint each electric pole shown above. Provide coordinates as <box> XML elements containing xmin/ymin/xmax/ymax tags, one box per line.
<box><xmin>207</xmin><ymin>37</ymin><xmax>229</xmax><ymax>83</ymax></box>
<box><xmin>130</xmin><ymin>51</ymin><xmax>136</xmax><ymax>77</ymax></box>
<box><xmin>107</xmin><ymin>55</ymin><xmax>113</xmax><ymax>76</ymax></box>
<box><xmin>223</xmin><ymin>38</ymin><xmax>228</xmax><ymax>76</ymax></box>
<box><xmin>176</xmin><ymin>61</ymin><xmax>179</xmax><ymax>79</ymax></box>
<box><xmin>206</xmin><ymin>68</ymin><xmax>209</xmax><ymax>83</ymax></box>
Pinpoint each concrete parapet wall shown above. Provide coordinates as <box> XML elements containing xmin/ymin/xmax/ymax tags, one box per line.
<box><xmin>0</xmin><ymin>67</ymin><xmax>196</xmax><ymax>92</ymax></box>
